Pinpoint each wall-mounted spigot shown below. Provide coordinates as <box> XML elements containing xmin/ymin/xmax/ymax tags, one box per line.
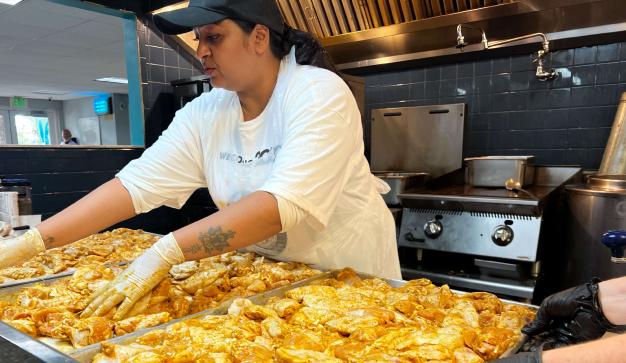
<box><xmin>456</xmin><ymin>24</ymin><xmax>469</xmax><ymax>48</ymax></box>
<box><xmin>455</xmin><ymin>24</ymin><xmax>557</xmax><ymax>82</ymax></box>
<box><xmin>456</xmin><ymin>24</ymin><xmax>484</xmax><ymax>49</ymax></box>
<box><xmin>534</xmin><ymin>49</ymin><xmax>557</xmax><ymax>81</ymax></box>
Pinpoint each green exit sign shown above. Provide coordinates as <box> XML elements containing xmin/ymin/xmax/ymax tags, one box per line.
<box><xmin>10</xmin><ymin>96</ymin><xmax>27</xmax><ymax>109</ymax></box>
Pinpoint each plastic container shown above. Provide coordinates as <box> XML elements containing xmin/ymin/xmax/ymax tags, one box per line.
<box><xmin>0</xmin><ymin>178</ymin><xmax>32</xmax><ymax>215</ymax></box>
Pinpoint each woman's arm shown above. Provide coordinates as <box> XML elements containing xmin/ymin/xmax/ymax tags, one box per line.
<box><xmin>36</xmin><ymin>178</ymin><xmax>136</xmax><ymax>248</ymax></box>
<box><xmin>173</xmin><ymin>190</ymin><xmax>282</xmax><ymax>260</ymax></box>
<box><xmin>81</xmin><ymin>190</ymin><xmax>282</xmax><ymax>319</ymax></box>
<box><xmin>542</xmin><ymin>333</ymin><xmax>626</xmax><ymax>363</ymax></box>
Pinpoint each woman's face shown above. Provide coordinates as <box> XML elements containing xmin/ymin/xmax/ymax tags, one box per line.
<box><xmin>194</xmin><ymin>20</ymin><xmax>266</xmax><ymax>92</ymax></box>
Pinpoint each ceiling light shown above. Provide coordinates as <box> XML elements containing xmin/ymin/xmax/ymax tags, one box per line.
<box><xmin>32</xmin><ymin>90</ymin><xmax>69</xmax><ymax>95</ymax></box>
<box><xmin>152</xmin><ymin>1</ymin><xmax>188</xmax><ymax>14</ymax></box>
<box><xmin>95</xmin><ymin>77</ymin><xmax>128</xmax><ymax>84</ymax></box>
<box><xmin>0</xmin><ymin>0</ymin><xmax>23</xmax><ymax>5</ymax></box>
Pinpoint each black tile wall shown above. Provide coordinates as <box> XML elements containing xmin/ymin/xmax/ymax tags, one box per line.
<box><xmin>136</xmin><ymin>18</ymin><xmax>215</xmax><ymax>232</ymax></box>
<box><xmin>0</xmin><ymin>148</ymin><xmax>142</xmax><ymax>220</ymax></box>
<box><xmin>365</xmin><ymin>43</ymin><xmax>626</xmax><ymax>169</ymax></box>
<box><xmin>137</xmin><ymin>17</ymin><xmax>203</xmax><ymax>148</ymax></box>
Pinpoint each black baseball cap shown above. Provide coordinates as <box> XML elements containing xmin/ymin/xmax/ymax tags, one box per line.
<box><xmin>153</xmin><ymin>0</ymin><xmax>285</xmax><ymax>35</ymax></box>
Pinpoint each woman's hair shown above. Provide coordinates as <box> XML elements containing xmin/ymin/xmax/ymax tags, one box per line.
<box><xmin>232</xmin><ymin>19</ymin><xmax>338</xmax><ymax>74</ymax></box>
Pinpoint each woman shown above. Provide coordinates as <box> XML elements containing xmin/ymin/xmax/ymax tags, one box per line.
<box><xmin>0</xmin><ymin>0</ymin><xmax>400</xmax><ymax>320</ymax></box>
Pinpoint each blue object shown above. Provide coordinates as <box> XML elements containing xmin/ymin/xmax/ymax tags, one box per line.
<box><xmin>122</xmin><ymin>16</ymin><xmax>145</xmax><ymax>146</ymax></box>
<box><xmin>35</xmin><ymin>117</ymin><xmax>50</xmax><ymax>144</ymax></box>
<box><xmin>94</xmin><ymin>96</ymin><xmax>112</xmax><ymax>115</ymax></box>
<box><xmin>601</xmin><ymin>230</ymin><xmax>626</xmax><ymax>259</ymax></box>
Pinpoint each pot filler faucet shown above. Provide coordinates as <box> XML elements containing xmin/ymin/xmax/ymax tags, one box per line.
<box><xmin>455</xmin><ymin>24</ymin><xmax>557</xmax><ymax>82</ymax></box>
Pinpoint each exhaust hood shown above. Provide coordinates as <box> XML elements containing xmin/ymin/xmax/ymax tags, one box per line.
<box><xmin>320</xmin><ymin>0</ymin><xmax>626</xmax><ymax>73</ymax></box>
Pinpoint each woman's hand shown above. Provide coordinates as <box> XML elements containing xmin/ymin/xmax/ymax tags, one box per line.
<box><xmin>0</xmin><ymin>229</ymin><xmax>45</xmax><ymax>269</ymax></box>
<box><xmin>80</xmin><ymin>233</ymin><xmax>184</xmax><ymax>320</ymax></box>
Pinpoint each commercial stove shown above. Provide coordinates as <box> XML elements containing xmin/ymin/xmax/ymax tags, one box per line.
<box><xmin>397</xmin><ymin>166</ymin><xmax>581</xmax><ymax>303</ymax></box>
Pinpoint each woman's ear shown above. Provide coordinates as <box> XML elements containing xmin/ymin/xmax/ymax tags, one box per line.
<box><xmin>251</xmin><ymin>24</ymin><xmax>271</xmax><ymax>55</ymax></box>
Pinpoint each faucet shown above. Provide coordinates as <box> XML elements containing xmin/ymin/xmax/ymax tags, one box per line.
<box><xmin>456</xmin><ymin>24</ymin><xmax>557</xmax><ymax>82</ymax></box>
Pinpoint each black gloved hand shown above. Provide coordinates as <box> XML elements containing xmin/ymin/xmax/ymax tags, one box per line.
<box><xmin>523</xmin><ymin>278</ymin><xmax>626</xmax><ymax>345</ymax></box>
<box><xmin>491</xmin><ymin>350</ymin><xmax>541</xmax><ymax>363</ymax></box>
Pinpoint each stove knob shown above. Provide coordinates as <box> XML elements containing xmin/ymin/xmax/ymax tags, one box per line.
<box><xmin>423</xmin><ymin>220</ymin><xmax>443</xmax><ymax>239</ymax></box>
<box><xmin>492</xmin><ymin>225</ymin><xmax>514</xmax><ymax>246</ymax></box>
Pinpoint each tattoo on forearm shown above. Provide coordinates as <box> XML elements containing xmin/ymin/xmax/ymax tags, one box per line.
<box><xmin>181</xmin><ymin>243</ymin><xmax>201</xmax><ymax>255</ymax></box>
<box><xmin>182</xmin><ymin>227</ymin><xmax>235</xmax><ymax>256</ymax></box>
<box><xmin>44</xmin><ymin>236</ymin><xmax>55</xmax><ymax>246</ymax></box>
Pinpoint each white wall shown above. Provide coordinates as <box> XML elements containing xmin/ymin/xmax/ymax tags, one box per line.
<box><xmin>62</xmin><ymin>94</ymin><xmax>131</xmax><ymax>145</ymax></box>
<box><xmin>63</xmin><ymin>97</ymin><xmax>101</xmax><ymax>145</ymax></box>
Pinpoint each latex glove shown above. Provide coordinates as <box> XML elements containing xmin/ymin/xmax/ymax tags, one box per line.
<box><xmin>0</xmin><ymin>222</ymin><xmax>12</xmax><ymax>237</ymax></box>
<box><xmin>80</xmin><ymin>233</ymin><xmax>184</xmax><ymax>320</ymax></box>
<box><xmin>491</xmin><ymin>350</ymin><xmax>542</xmax><ymax>363</ymax></box>
<box><xmin>523</xmin><ymin>278</ymin><xmax>626</xmax><ymax>344</ymax></box>
<box><xmin>0</xmin><ymin>228</ymin><xmax>45</xmax><ymax>268</ymax></box>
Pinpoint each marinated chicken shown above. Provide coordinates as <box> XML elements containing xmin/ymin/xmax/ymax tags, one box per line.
<box><xmin>93</xmin><ymin>268</ymin><xmax>535</xmax><ymax>363</ymax></box>
<box><xmin>0</xmin><ymin>251</ymin><xmax>320</xmax><ymax>351</ymax></box>
<box><xmin>0</xmin><ymin>228</ymin><xmax>158</xmax><ymax>284</ymax></box>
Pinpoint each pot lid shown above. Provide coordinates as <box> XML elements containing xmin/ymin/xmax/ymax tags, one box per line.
<box><xmin>588</xmin><ymin>175</ymin><xmax>626</xmax><ymax>192</ymax></box>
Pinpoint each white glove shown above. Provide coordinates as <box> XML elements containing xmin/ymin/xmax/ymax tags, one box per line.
<box><xmin>80</xmin><ymin>233</ymin><xmax>185</xmax><ymax>320</ymax></box>
<box><xmin>0</xmin><ymin>222</ymin><xmax>12</xmax><ymax>237</ymax></box>
<box><xmin>0</xmin><ymin>228</ymin><xmax>45</xmax><ymax>269</ymax></box>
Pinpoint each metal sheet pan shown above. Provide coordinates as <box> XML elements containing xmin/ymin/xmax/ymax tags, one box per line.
<box><xmin>70</xmin><ymin>272</ymin><xmax>327</xmax><ymax>363</ymax></box>
<box><xmin>0</xmin><ymin>231</ymin><xmax>162</xmax><ymax>289</ymax></box>
<box><xmin>0</xmin><ymin>321</ymin><xmax>76</xmax><ymax>363</ymax></box>
<box><xmin>0</xmin><ymin>269</ymin><xmax>75</xmax><ymax>290</ymax></box>
<box><xmin>0</xmin><ymin>258</ymin><xmax>323</xmax><ymax>358</ymax></box>
<box><xmin>70</xmin><ymin>270</ymin><xmax>536</xmax><ymax>363</ymax></box>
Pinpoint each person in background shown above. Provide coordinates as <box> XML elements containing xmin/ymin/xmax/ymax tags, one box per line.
<box><xmin>495</xmin><ymin>276</ymin><xmax>626</xmax><ymax>362</ymax></box>
<box><xmin>60</xmin><ymin>128</ymin><xmax>79</xmax><ymax>145</ymax></box>
<box><xmin>0</xmin><ymin>0</ymin><xmax>400</xmax><ymax>321</ymax></box>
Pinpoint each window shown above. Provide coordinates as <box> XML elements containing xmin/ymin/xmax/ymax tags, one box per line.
<box><xmin>15</xmin><ymin>114</ymin><xmax>50</xmax><ymax>145</ymax></box>
<box><xmin>0</xmin><ymin>109</ymin><xmax>59</xmax><ymax>145</ymax></box>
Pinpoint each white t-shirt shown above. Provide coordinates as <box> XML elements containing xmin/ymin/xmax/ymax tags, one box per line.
<box><xmin>117</xmin><ymin>47</ymin><xmax>401</xmax><ymax>279</ymax></box>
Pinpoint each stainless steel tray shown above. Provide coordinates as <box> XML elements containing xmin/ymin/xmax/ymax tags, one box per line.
<box><xmin>465</xmin><ymin>155</ymin><xmax>536</xmax><ymax>188</ymax></box>
<box><xmin>70</xmin><ymin>270</ymin><xmax>536</xmax><ymax>363</ymax></box>
<box><xmin>0</xmin><ymin>321</ymin><xmax>76</xmax><ymax>363</ymax></box>
<box><xmin>0</xmin><ymin>269</ymin><xmax>75</xmax><ymax>290</ymax></box>
<box><xmin>0</xmin><ymin>231</ymin><xmax>162</xmax><ymax>289</ymax></box>
<box><xmin>0</xmin><ymin>258</ymin><xmax>322</xmax><ymax>358</ymax></box>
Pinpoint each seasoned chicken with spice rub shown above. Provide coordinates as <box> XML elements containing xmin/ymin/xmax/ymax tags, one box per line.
<box><xmin>93</xmin><ymin>268</ymin><xmax>535</xmax><ymax>363</ymax></box>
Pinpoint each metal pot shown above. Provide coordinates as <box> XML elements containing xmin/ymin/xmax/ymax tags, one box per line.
<box><xmin>464</xmin><ymin>156</ymin><xmax>535</xmax><ymax>187</ymax></box>
<box><xmin>563</xmin><ymin>175</ymin><xmax>626</xmax><ymax>288</ymax></box>
<box><xmin>373</xmin><ymin>172</ymin><xmax>430</xmax><ymax>206</ymax></box>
